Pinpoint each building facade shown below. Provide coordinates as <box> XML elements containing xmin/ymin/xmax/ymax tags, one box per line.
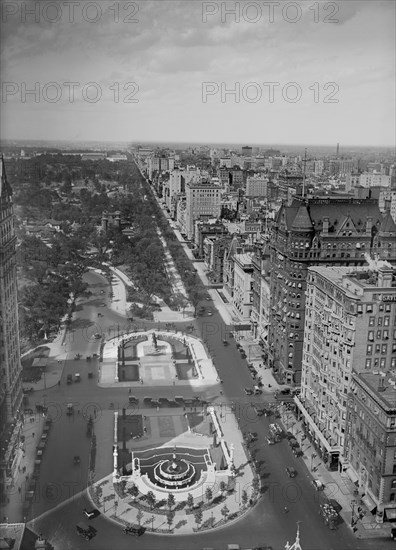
<box><xmin>268</xmin><ymin>196</ymin><xmax>396</xmax><ymax>385</ymax></box>
<box><xmin>185</xmin><ymin>182</ymin><xmax>222</xmax><ymax>240</ymax></box>
<box><xmin>0</xmin><ymin>157</ymin><xmax>23</xmax><ymax>488</ymax></box>
<box><xmin>296</xmin><ymin>264</ymin><xmax>396</xmax><ymax>474</ymax></box>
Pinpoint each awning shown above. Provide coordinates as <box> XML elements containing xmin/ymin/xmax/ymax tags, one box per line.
<box><xmin>362</xmin><ymin>494</ymin><xmax>377</xmax><ymax>512</ymax></box>
<box><xmin>345</xmin><ymin>468</ymin><xmax>359</xmax><ymax>485</ymax></box>
<box><xmin>385</xmin><ymin>508</ymin><xmax>396</xmax><ymax>521</ymax></box>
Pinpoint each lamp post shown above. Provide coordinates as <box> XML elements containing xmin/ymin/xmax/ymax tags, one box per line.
<box><xmin>151</xmin><ymin>514</ymin><xmax>155</xmax><ymax>531</ymax></box>
<box><xmin>351</xmin><ymin>499</ymin><xmax>356</xmax><ymax>528</ymax></box>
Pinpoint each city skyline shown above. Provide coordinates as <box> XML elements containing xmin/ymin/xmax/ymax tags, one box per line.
<box><xmin>0</xmin><ymin>0</ymin><xmax>395</xmax><ymax>147</ymax></box>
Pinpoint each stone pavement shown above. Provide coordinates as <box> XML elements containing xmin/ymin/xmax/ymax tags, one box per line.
<box><xmin>98</xmin><ymin>329</ymin><xmax>221</xmax><ymax>388</ymax></box>
<box><xmin>87</xmin><ymin>401</ymin><xmax>257</xmax><ymax>535</ymax></box>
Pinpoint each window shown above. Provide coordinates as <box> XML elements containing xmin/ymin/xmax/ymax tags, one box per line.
<box><xmin>384</xmin><ymin>316</ymin><xmax>390</xmax><ymax>326</ymax></box>
<box><xmin>378</xmin><ymin>318</ymin><xmax>383</xmax><ymax>327</ymax></box>
<box><xmin>367</xmin><ymin>344</ymin><xmax>372</xmax><ymax>355</ymax></box>
<box><xmin>391</xmin><ymin>480</ymin><xmax>396</xmax><ymax>490</ymax></box>
<box><xmin>368</xmin><ymin>331</ymin><xmax>374</xmax><ymax>341</ymax></box>
<box><xmin>382</xmin><ymin>344</ymin><xmax>387</xmax><ymax>354</ymax></box>
<box><xmin>377</xmin><ymin>330</ymin><xmax>382</xmax><ymax>340</ymax></box>
<box><xmin>366</xmin><ymin>305</ymin><xmax>373</xmax><ymax>313</ymax></box>
<box><xmin>384</xmin><ymin>330</ymin><xmax>389</xmax><ymax>340</ymax></box>
<box><xmin>365</xmin><ymin>359</ymin><xmax>371</xmax><ymax>369</ymax></box>
<box><xmin>380</xmin><ymin>358</ymin><xmax>386</xmax><ymax>368</ymax></box>
<box><xmin>375</xmin><ymin>344</ymin><xmax>381</xmax><ymax>353</ymax></box>
<box><xmin>369</xmin><ymin>317</ymin><xmax>375</xmax><ymax>327</ymax></box>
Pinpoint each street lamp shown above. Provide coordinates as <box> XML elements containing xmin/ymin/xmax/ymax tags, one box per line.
<box><xmin>151</xmin><ymin>515</ymin><xmax>155</xmax><ymax>531</ymax></box>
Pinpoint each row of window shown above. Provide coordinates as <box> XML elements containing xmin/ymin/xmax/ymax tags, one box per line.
<box><xmin>369</xmin><ymin>316</ymin><xmax>393</xmax><ymax>327</ymax></box>
<box><xmin>368</xmin><ymin>329</ymin><xmax>396</xmax><ymax>341</ymax></box>
<box><xmin>367</xmin><ymin>343</ymin><xmax>396</xmax><ymax>355</ymax></box>
<box><xmin>365</xmin><ymin>357</ymin><xmax>396</xmax><ymax>369</ymax></box>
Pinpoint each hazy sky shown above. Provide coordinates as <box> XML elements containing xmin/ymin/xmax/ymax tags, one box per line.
<box><xmin>1</xmin><ymin>0</ymin><xmax>395</xmax><ymax>146</ymax></box>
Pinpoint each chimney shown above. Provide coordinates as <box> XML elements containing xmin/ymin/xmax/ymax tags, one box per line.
<box><xmin>366</xmin><ymin>217</ymin><xmax>373</xmax><ymax>235</ymax></box>
<box><xmin>323</xmin><ymin>217</ymin><xmax>329</xmax><ymax>235</ymax></box>
<box><xmin>378</xmin><ymin>267</ymin><xmax>394</xmax><ymax>288</ymax></box>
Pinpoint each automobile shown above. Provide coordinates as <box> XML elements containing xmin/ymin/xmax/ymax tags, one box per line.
<box><xmin>99</xmin><ymin>303</ymin><xmax>105</xmax><ymax>307</ymax></box>
<box><xmin>292</xmin><ymin>446</ymin><xmax>303</xmax><ymax>457</ymax></box>
<box><xmin>76</xmin><ymin>522</ymin><xmax>96</xmax><ymax>540</ymax></box>
<box><xmin>247</xmin><ymin>432</ymin><xmax>258</xmax><ymax>442</ymax></box>
<box><xmin>391</xmin><ymin>527</ymin><xmax>396</xmax><ymax>540</ymax></box>
<box><xmin>94</xmin><ymin>333</ymin><xmax>101</xmax><ymax>339</ymax></box>
<box><xmin>286</xmin><ymin>431</ymin><xmax>295</xmax><ymax>440</ymax></box>
<box><xmin>288</xmin><ymin>438</ymin><xmax>299</xmax><ymax>448</ymax></box>
<box><xmin>66</xmin><ymin>374</ymin><xmax>73</xmax><ymax>384</ymax></box>
<box><xmin>253</xmin><ymin>386</ymin><xmax>262</xmax><ymax>395</ymax></box>
<box><xmin>123</xmin><ymin>525</ymin><xmax>146</xmax><ymax>536</ymax></box>
<box><xmin>83</xmin><ymin>507</ymin><xmax>100</xmax><ymax>519</ymax></box>
<box><xmin>313</xmin><ymin>479</ymin><xmax>325</xmax><ymax>491</ymax></box>
<box><xmin>73</xmin><ymin>455</ymin><xmax>80</xmax><ymax>465</ymax></box>
<box><xmin>266</xmin><ymin>435</ymin><xmax>276</xmax><ymax>445</ymax></box>
<box><xmin>244</xmin><ymin>388</ymin><xmax>254</xmax><ymax>395</ymax></box>
<box><xmin>128</xmin><ymin>395</ymin><xmax>138</xmax><ymax>404</ymax></box>
<box><xmin>205</xmin><ymin>296</ymin><xmax>211</xmax><ymax>301</ymax></box>
<box><xmin>240</xmin><ymin>352</ymin><xmax>247</xmax><ymax>359</ymax></box>
<box><xmin>286</xmin><ymin>467</ymin><xmax>297</xmax><ymax>478</ymax></box>
<box><xmin>223</xmin><ymin>340</ymin><xmax>229</xmax><ymax>346</ymax></box>
<box><xmin>75</xmin><ymin>373</ymin><xmax>81</xmax><ymax>382</ymax></box>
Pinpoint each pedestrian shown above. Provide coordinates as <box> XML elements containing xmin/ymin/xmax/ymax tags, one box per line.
<box><xmin>58</xmin><ymin>380</ymin><xmax>60</xmax><ymax>386</ymax></box>
<box><xmin>18</xmin><ymin>487</ymin><xmax>21</xmax><ymax>494</ymax></box>
<box><xmin>32</xmin><ymin>432</ymin><xmax>35</xmax><ymax>438</ymax></box>
<box><xmin>141</xmin><ymin>379</ymin><xmax>143</xmax><ymax>384</ymax></box>
<box><xmin>129</xmin><ymin>388</ymin><xmax>131</xmax><ymax>394</ymax></box>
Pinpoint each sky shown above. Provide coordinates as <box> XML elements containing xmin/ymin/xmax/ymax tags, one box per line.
<box><xmin>0</xmin><ymin>0</ymin><xmax>395</xmax><ymax>147</ymax></box>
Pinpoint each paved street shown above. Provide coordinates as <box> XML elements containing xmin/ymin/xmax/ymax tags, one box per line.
<box><xmin>2</xmin><ymin>267</ymin><xmax>381</xmax><ymax>549</ymax></box>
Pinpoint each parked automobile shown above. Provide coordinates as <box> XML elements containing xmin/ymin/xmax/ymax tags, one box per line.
<box><xmin>73</xmin><ymin>455</ymin><xmax>80</xmax><ymax>465</ymax></box>
<box><xmin>94</xmin><ymin>333</ymin><xmax>101</xmax><ymax>339</ymax></box>
<box><xmin>76</xmin><ymin>522</ymin><xmax>96</xmax><ymax>540</ymax></box>
<box><xmin>286</xmin><ymin>467</ymin><xmax>297</xmax><ymax>478</ymax></box>
<box><xmin>75</xmin><ymin>373</ymin><xmax>81</xmax><ymax>382</ymax></box>
<box><xmin>66</xmin><ymin>403</ymin><xmax>74</xmax><ymax>415</ymax></box>
<box><xmin>391</xmin><ymin>527</ymin><xmax>396</xmax><ymax>540</ymax></box>
<box><xmin>66</xmin><ymin>374</ymin><xmax>72</xmax><ymax>384</ymax></box>
<box><xmin>253</xmin><ymin>386</ymin><xmax>262</xmax><ymax>395</ymax></box>
<box><xmin>123</xmin><ymin>525</ymin><xmax>146</xmax><ymax>536</ymax></box>
<box><xmin>266</xmin><ymin>435</ymin><xmax>276</xmax><ymax>445</ymax></box>
<box><xmin>244</xmin><ymin>388</ymin><xmax>254</xmax><ymax>395</ymax></box>
<box><xmin>223</xmin><ymin>340</ymin><xmax>229</xmax><ymax>346</ymax></box>
<box><xmin>83</xmin><ymin>508</ymin><xmax>100</xmax><ymax>519</ymax></box>
<box><xmin>313</xmin><ymin>479</ymin><xmax>325</xmax><ymax>491</ymax></box>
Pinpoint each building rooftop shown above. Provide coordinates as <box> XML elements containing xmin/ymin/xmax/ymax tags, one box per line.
<box><xmin>356</xmin><ymin>371</ymin><xmax>396</xmax><ymax>410</ymax></box>
<box><xmin>234</xmin><ymin>253</ymin><xmax>254</xmax><ymax>267</ymax></box>
<box><xmin>309</xmin><ymin>264</ymin><xmax>396</xmax><ymax>294</ymax></box>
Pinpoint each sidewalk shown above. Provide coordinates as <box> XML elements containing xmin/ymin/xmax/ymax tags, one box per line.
<box><xmin>279</xmin><ymin>407</ymin><xmax>394</xmax><ymax>540</ymax></box>
<box><xmin>0</xmin><ymin>414</ymin><xmax>45</xmax><ymax>523</ymax></box>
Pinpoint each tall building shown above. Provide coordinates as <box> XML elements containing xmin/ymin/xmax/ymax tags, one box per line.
<box><xmin>296</xmin><ymin>264</ymin><xmax>396</xmax><ymax>473</ymax></box>
<box><xmin>246</xmin><ymin>174</ymin><xmax>268</xmax><ymax>198</ymax></box>
<box><xmin>0</xmin><ymin>157</ymin><xmax>23</xmax><ymax>484</ymax></box>
<box><xmin>185</xmin><ymin>182</ymin><xmax>221</xmax><ymax>240</ymax></box>
<box><xmin>268</xmin><ymin>196</ymin><xmax>396</xmax><ymax>385</ymax></box>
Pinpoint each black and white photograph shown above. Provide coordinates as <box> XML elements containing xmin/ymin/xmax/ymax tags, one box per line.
<box><xmin>0</xmin><ymin>1</ymin><xmax>395</xmax><ymax>549</ymax></box>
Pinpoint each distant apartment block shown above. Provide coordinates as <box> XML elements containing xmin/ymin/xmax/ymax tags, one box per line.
<box><xmin>185</xmin><ymin>182</ymin><xmax>221</xmax><ymax>240</ymax></box>
<box><xmin>359</xmin><ymin>173</ymin><xmax>391</xmax><ymax>188</ymax></box>
<box><xmin>232</xmin><ymin>253</ymin><xmax>254</xmax><ymax>320</ymax></box>
<box><xmin>246</xmin><ymin>174</ymin><xmax>269</xmax><ymax>198</ymax></box>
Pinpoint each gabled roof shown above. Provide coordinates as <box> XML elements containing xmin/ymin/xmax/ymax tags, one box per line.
<box><xmin>379</xmin><ymin>212</ymin><xmax>396</xmax><ymax>234</ymax></box>
<box><xmin>290</xmin><ymin>204</ymin><xmax>313</xmax><ymax>232</ymax></box>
